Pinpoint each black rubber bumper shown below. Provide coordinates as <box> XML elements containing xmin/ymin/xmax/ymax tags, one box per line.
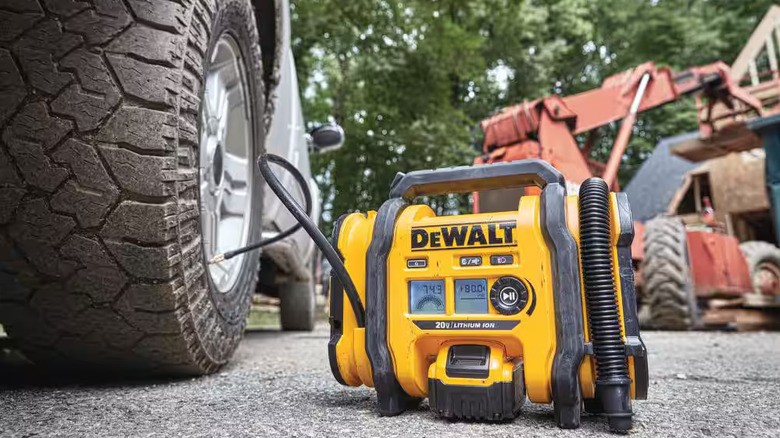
<box><xmin>615</xmin><ymin>192</ymin><xmax>649</xmax><ymax>400</ymax></box>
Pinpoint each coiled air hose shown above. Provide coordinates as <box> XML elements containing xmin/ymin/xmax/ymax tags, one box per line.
<box><xmin>578</xmin><ymin>177</ymin><xmax>632</xmax><ymax>432</ymax></box>
<box><xmin>209</xmin><ymin>153</ymin><xmax>366</xmax><ymax>328</ymax></box>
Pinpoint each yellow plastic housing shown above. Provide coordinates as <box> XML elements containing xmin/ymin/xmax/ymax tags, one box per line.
<box><xmin>332</xmin><ymin>193</ymin><xmax>635</xmax><ymax>402</ymax></box>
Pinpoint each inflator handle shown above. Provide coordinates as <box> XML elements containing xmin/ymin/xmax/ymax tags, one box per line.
<box><xmin>388</xmin><ymin>159</ymin><xmax>565</xmax><ymax>201</ymax></box>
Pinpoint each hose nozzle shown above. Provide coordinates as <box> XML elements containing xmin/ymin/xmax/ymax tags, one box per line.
<box><xmin>208</xmin><ymin>253</ymin><xmax>226</xmax><ymax>265</ymax></box>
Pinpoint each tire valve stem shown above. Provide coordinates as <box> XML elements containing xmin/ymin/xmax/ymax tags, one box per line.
<box><xmin>209</xmin><ymin>253</ymin><xmax>226</xmax><ymax>265</ymax></box>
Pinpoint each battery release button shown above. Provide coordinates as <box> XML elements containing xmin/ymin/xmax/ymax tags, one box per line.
<box><xmin>445</xmin><ymin>345</ymin><xmax>490</xmax><ymax>378</ymax></box>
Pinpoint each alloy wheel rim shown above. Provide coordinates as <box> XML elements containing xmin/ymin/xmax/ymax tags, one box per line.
<box><xmin>200</xmin><ymin>34</ymin><xmax>254</xmax><ymax>293</ymax></box>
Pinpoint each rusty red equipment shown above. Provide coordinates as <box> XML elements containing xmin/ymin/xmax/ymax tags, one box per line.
<box><xmin>476</xmin><ymin>61</ymin><xmax>763</xmax><ymax>192</ymax></box>
<box><xmin>473</xmin><ymin>58</ymin><xmax>773</xmax><ymax>328</ymax></box>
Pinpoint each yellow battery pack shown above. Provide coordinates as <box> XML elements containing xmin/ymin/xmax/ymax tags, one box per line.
<box><xmin>326</xmin><ymin>160</ymin><xmax>648</xmax><ymax>431</ymax></box>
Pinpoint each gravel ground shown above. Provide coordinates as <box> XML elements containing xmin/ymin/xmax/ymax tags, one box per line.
<box><xmin>1</xmin><ymin>325</ymin><xmax>779</xmax><ymax>438</ymax></box>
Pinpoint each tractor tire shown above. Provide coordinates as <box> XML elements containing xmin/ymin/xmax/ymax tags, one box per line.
<box><xmin>0</xmin><ymin>0</ymin><xmax>267</xmax><ymax>375</ymax></box>
<box><xmin>280</xmin><ymin>280</ymin><xmax>315</xmax><ymax>331</ymax></box>
<box><xmin>740</xmin><ymin>241</ymin><xmax>780</xmax><ymax>295</ymax></box>
<box><xmin>641</xmin><ymin>216</ymin><xmax>699</xmax><ymax>330</ymax></box>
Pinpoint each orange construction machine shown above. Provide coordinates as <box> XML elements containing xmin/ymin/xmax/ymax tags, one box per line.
<box><xmin>476</xmin><ymin>61</ymin><xmax>762</xmax><ymax>195</ymax></box>
<box><xmin>474</xmin><ymin>48</ymin><xmax>780</xmax><ymax>329</ymax></box>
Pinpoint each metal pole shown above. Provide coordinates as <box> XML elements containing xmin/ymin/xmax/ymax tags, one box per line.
<box><xmin>601</xmin><ymin>73</ymin><xmax>651</xmax><ymax>188</ymax></box>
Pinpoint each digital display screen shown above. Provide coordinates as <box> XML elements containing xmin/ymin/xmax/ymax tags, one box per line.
<box><xmin>409</xmin><ymin>280</ymin><xmax>445</xmax><ymax>314</ymax></box>
<box><xmin>454</xmin><ymin>279</ymin><xmax>488</xmax><ymax>314</ymax></box>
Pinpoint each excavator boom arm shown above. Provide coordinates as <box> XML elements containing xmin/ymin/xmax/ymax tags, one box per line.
<box><xmin>479</xmin><ymin>61</ymin><xmax>763</xmax><ymax>189</ymax></box>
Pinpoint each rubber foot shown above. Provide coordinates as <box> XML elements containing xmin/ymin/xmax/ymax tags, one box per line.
<box><xmin>608</xmin><ymin>414</ymin><xmax>633</xmax><ymax>433</ymax></box>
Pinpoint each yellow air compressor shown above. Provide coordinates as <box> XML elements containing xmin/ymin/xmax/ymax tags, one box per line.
<box><xmin>218</xmin><ymin>156</ymin><xmax>648</xmax><ymax>432</ymax></box>
<box><xmin>325</xmin><ymin>160</ymin><xmax>647</xmax><ymax>432</ymax></box>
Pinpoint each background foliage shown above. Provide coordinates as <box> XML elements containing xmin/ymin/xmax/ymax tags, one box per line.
<box><xmin>291</xmin><ymin>0</ymin><xmax>777</xmax><ymax>230</ymax></box>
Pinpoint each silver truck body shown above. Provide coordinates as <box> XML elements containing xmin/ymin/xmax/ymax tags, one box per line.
<box><xmin>262</xmin><ymin>0</ymin><xmax>320</xmax><ymax>281</ymax></box>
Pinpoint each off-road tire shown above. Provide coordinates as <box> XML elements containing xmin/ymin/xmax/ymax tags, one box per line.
<box><xmin>0</xmin><ymin>0</ymin><xmax>267</xmax><ymax>375</ymax></box>
<box><xmin>740</xmin><ymin>241</ymin><xmax>780</xmax><ymax>294</ymax></box>
<box><xmin>641</xmin><ymin>216</ymin><xmax>699</xmax><ymax>330</ymax></box>
<box><xmin>280</xmin><ymin>281</ymin><xmax>315</xmax><ymax>331</ymax></box>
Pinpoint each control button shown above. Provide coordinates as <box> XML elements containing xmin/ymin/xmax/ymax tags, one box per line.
<box><xmin>499</xmin><ymin>288</ymin><xmax>519</xmax><ymax>306</ymax></box>
<box><xmin>490</xmin><ymin>276</ymin><xmax>528</xmax><ymax>315</ymax></box>
<box><xmin>407</xmin><ymin>258</ymin><xmax>427</xmax><ymax>269</ymax></box>
<box><xmin>490</xmin><ymin>254</ymin><xmax>514</xmax><ymax>265</ymax></box>
<box><xmin>460</xmin><ymin>256</ymin><xmax>482</xmax><ymax>267</ymax></box>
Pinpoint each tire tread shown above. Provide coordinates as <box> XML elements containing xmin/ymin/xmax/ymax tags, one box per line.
<box><xmin>740</xmin><ymin>240</ymin><xmax>780</xmax><ymax>293</ymax></box>
<box><xmin>0</xmin><ymin>0</ymin><xmax>265</xmax><ymax>374</ymax></box>
<box><xmin>641</xmin><ymin>216</ymin><xmax>698</xmax><ymax>330</ymax></box>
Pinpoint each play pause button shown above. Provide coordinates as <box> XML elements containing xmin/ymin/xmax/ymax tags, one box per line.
<box><xmin>500</xmin><ymin>288</ymin><xmax>519</xmax><ymax>306</ymax></box>
<box><xmin>489</xmin><ymin>276</ymin><xmax>529</xmax><ymax>315</ymax></box>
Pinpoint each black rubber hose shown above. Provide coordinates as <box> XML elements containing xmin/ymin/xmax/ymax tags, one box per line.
<box><xmin>211</xmin><ymin>154</ymin><xmax>366</xmax><ymax>327</ymax></box>
<box><xmin>578</xmin><ymin>177</ymin><xmax>632</xmax><ymax>432</ymax></box>
<box><xmin>257</xmin><ymin>154</ymin><xmax>366</xmax><ymax>328</ymax></box>
<box><xmin>214</xmin><ymin>155</ymin><xmax>310</xmax><ymax>262</ymax></box>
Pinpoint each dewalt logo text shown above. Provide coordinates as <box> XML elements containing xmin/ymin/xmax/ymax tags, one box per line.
<box><xmin>410</xmin><ymin>221</ymin><xmax>517</xmax><ymax>251</ymax></box>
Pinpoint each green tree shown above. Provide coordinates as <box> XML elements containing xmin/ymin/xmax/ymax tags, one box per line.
<box><xmin>292</xmin><ymin>0</ymin><xmax>777</xmax><ymax>229</ymax></box>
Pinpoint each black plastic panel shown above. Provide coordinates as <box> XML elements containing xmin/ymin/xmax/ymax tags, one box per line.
<box><xmin>364</xmin><ymin>198</ymin><xmax>421</xmax><ymax>415</ymax></box>
<box><xmin>540</xmin><ymin>182</ymin><xmax>586</xmax><ymax>429</ymax></box>
<box><xmin>615</xmin><ymin>192</ymin><xmax>649</xmax><ymax>400</ymax></box>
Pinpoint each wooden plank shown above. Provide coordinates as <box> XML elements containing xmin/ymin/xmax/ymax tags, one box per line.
<box><xmin>678</xmin><ymin>213</ymin><xmax>704</xmax><ymax>226</ymax></box>
<box><xmin>667</xmin><ymin>173</ymin><xmax>693</xmax><ymax>215</ymax></box>
<box><xmin>768</xmin><ymin>35</ymin><xmax>779</xmax><ymax>74</ymax></box>
<box><xmin>774</xmin><ymin>23</ymin><xmax>780</xmax><ymax>78</ymax></box>
<box><xmin>744</xmin><ymin>79</ymin><xmax>780</xmax><ymax>106</ymax></box>
<box><xmin>726</xmin><ymin>212</ymin><xmax>735</xmax><ymax>238</ymax></box>
<box><xmin>671</xmin><ymin>123</ymin><xmax>762</xmax><ymax>162</ymax></box>
<box><xmin>708</xmin><ymin>152</ymin><xmax>769</xmax><ymax>218</ymax></box>
<box><xmin>749</xmin><ymin>60</ymin><xmax>759</xmax><ymax>86</ymax></box>
<box><xmin>701</xmin><ymin>308</ymin><xmax>780</xmax><ymax>331</ymax></box>
<box><xmin>732</xmin><ymin>5</ymin><xmax>780</xmax><ymax>82</ymax></box>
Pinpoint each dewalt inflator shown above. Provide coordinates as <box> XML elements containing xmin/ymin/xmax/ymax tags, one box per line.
<box><xmin>215</xmin><ymin>155</ymin><xmax>648</xmax><ymax>432</ymax></box>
